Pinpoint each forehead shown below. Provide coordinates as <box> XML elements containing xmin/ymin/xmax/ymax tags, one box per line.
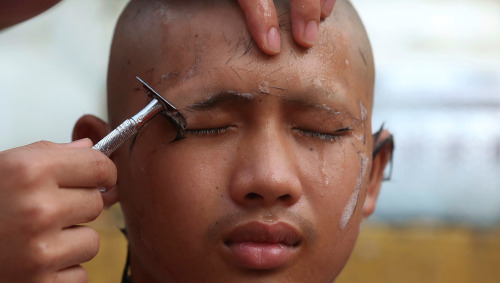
<box><xmin>157</xmin><ymin>6</ymin><xmax>362</xmax><ymax>75</ymax></box>
<box><xmin>110</xmin><ymin>1</ymin><xmax>373</xmax><ymax>122</ymax></box>
<box><xmin>169</xmin><ymin>13</ymin><xmax>358</xmax><ymax>92</ymax></box>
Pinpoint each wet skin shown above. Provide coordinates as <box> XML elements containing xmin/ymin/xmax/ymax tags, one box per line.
<box><xmin>97</xmin><ymin>0</ymin><xmax>381</xmax><ymax>282</ymax></box>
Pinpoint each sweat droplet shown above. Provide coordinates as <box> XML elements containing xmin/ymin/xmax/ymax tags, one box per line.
<box><xmin>317</xmin><ymin>146</ymin><xmax>329</xmax><ymax>186</ymax></box>
<box><xmin>263</xmin><ymin>211</ymin><xmax>274</xmax><ymax>222</ymax></box>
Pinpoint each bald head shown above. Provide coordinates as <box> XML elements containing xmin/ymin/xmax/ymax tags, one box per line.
<box><xmin>107</xmin><ymin>0</ymin><xmax>374</xmax><ymax>126</ymax></box>
<box><xmin>99</xmin><ymin>2</ymin><xmax>387</xmax><ymax>281</ymax></box>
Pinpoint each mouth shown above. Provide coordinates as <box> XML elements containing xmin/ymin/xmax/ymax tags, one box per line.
<box><xmin>223</xmin><ymin>221</ymin><xmax>303</xmax><ymax>270</ymax></box>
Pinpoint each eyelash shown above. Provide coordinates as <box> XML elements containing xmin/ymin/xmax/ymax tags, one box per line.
<box><xmin>185</xmin><ymin>125</ymin><xmax>351</xmax><ymax>142</ymax></box>
<box><xmin>294</xmin><ymin>127</ymin><xmax>352</xmax><ymax>142</ymax></box>
<box><xmin>184</xmin><ymin>127</ymin><xmax>229</xmax><ymax>136</ymax></box>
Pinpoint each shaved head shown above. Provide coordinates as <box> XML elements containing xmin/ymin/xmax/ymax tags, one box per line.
<box><xmin>107</xmin><ymin>0</ymin><xmax>374</xmax><ymax>126</ymax></box>
<box><xmin>99</xmin><ymin>1</ymin><xmax>387</xmax><ymax>282</ymax></box>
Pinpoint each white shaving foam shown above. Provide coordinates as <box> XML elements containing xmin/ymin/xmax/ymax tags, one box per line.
<box><xmin>353</xmin><ymin>102</ymin><xmax>368</xmax><ymax>142</ymax></box>
<box><xmin>258</xmin><ymin>81</ymin><xmax>270</xmax><ymax>94</ymax></box>
<box><xmin>353</xmin><ymin>132</ymin><xmax>365</xmax><ymax>142</ymax></box>
<box><xmin>313</xmin><ymin>78</ymin><xmax>324</xmax><ymax>89</ymax></box>
<box><xmin>360</xmin><ymin>101</ymin><xmax>367</xmax><ymax>121</ymax></box>
<box><xmin>339</xmin><ymin>152</ymin><xmax>369</xmax><ymax>230</ymax></box>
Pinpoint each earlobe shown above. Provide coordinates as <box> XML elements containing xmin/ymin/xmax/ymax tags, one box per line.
<box><xmin>363</xmin><ymin>129</ymin><xmax>394</xmax><ymax>218</ymax></box>
<box><xmin>72</xmin><ymin>115</ymin><xmax>119</xmax><ymax>207</ymax></box>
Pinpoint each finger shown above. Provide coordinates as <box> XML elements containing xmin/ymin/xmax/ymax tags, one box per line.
<box><xmin>61</xmin><ymin>138</ymin><xmax>93</xmax><ymax>149</ymax></box>
<box><xmin>17</xmin><ymin>139</ymin><xmax>115</xmax><ymax>189</ymax></box>
<box><xmin>52</xmin><ymin>147</ymin><xmax>117</xmax><ymax>190</ymax></box>
<box><xmin>15</xmin><ymin>186</ymin><xmax>103</xmax><ymax>234</ymax></box>
<box><xmin>0</xmin><ymin>0</ymin><xmax>61</xmax><ymax>29</ymax></box>
<box><xmin>290</xmin><ymin>0</ymin><xmax>322</xmax><ymax>48</ymax></box>
<box><xmin>321</xmin><ymin>0</ymin><xmax>336</xmax><ymax>19</ymax></box>
<box><xmin>101</xmin><ymin>186</ymin><xmax>119</xmax><ymax>208</ymax></box>
<box><xmin>51</xmin><ymin>226</ymin><xmax>100</xmax><ymax>271</ymax></box>
<box><xmin>51</xmin><ymin>265</ymin><xmax>88</xmax><ymax>283</ymax></box>
<box><xmin>24</xmin><ymin>138</ymin><xmax>92</xmax><ymax>150</ymax></box>
<box><xmin>0</xmin><ymin>140</ymin><xmax>115</xmax><ymax>191</ymax></box>
<box><xmin>24</xmin><ymin>226</ymin><xmax>98</xmax><ymax>278</ymax></box>
<box><xmin>57</xmin><ymin>187</ymin><xmax>104</xmax><ymax>227</ymax></box>
<box><xmin>238</xmin><ymin>0</ymin><xmax>280</xmax><ymax>55</ymax></box>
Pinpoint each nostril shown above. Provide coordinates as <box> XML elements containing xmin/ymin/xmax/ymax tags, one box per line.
<box><xmin>279</xmin><ymin>194</ymin><xmax>291</xmax><ymax>202</ymax></box>
<box><xmin>245</xmin><ymin>192</ymin><xmax>264</xmax><ymax>200</ymax></box>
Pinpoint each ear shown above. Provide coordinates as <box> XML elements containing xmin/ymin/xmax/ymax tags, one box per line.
<box><xmin>72</xmin><ymin>114</ymin><xmax>110</xmax><ymax>144</ymax></box>
<box><xmin>363</xmin><ymin>129</ymin><xmax>393</xmax><ymax>218</ymax></box>
<box><xmin>72</xmin><ymin>115</ymin><xmax>119</xmax><ymax>207</ymax></box>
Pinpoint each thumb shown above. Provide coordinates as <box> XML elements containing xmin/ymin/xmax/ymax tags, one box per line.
<box><xmin>62</xmin><ymin>138</ymin><xmax>93</xmax><ymax>149</ymax></box>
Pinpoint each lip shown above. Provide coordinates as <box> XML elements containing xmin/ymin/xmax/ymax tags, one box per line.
<box><xmin>223</xmin><ymin>221</ymin><xmax>303</xmax><ymax>270</ymax></box>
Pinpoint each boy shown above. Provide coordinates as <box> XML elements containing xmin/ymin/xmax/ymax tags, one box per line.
<box><xmin>0</xmin><ymin>0</ymin><xmax>392</xmax><ymax>282</ymax></box>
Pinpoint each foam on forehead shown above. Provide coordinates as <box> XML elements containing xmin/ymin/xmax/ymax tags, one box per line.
<box><xmin>107</xmin><ymin>0</ymin><xmax>374</xmax><ymax>126</ymax></box>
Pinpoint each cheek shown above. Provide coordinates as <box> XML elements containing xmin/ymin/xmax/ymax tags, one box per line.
<box><xmin>116</xmin><ymin>125</ymin><xmax>235</xmax><ymax>261</ymax></box>
<box><xmin>129</xmin><ymin>143</ymin><xmax>232</xmax><ymax>226</ymax></box>
<box><xmin>294</xmin><ymin>140</ymin><xmax>366</xmax><ymax>276</ymax></box>
<box><xmin>124</xmin><ymin>119</ymin><xmax>232</xmax><ymax>201</ymax></box>
<box><xmin>299</xmin><ymin>140</ymin><xmax>366</xmax><ymax>233</ymax></box>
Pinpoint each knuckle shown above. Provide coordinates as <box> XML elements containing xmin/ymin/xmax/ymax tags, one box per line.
<box><xmin>21</xmin><ymin>201</ymin><xmax>59</xmax><ymax>232</ymax></box>
<box><xmin>27</xmin><ymin>239</ymin><xmax>54</xmax><ymax>273</ymax></box>
<box><xmin>90</xmin><ymin>152</ymin><xmax>114</xmax><ymax>186</ymax></box>
<box><xmin>32</xmin><ymin>140</ymin><xmax>56</xmax><ymax>149</ymax></box>
<box><xmin>87</xmin><ymin>228</ymin><xmax>101</xmax><ymax>256</ymax></box>
<box><xmin>1</xmin><ymin>151</ymin><xmax>48</xmax><ymax>189</ymax></box>
<box><xmin>84</xmin><ymin>192</ymin><xmax>104</xmax><ymax>223</ymax></box>
<box><xmin>78</xmin><ymin>226</ymin><xmax>100</xmax><ymax>261</ymax></box>
<box><xmin>18</xmin><ymin>163</ymin><xmax>47</xmax><ymax>188</ymax></box>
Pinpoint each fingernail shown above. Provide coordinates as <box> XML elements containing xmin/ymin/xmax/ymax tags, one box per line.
<box><xmin>267</xmin><ymin>27</ymin><xmax>280</xmax><ymax>54</ymax></box>
<box><xmin>303</xmin><ymin>20</ymin><xmax>318</xmax><ymax>45</ymax></box>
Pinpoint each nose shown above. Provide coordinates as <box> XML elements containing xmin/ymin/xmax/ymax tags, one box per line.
<box><xmin>228</xmin><ymin>125</ymin><xmax>303</xmax><ymax>208</ymax></box>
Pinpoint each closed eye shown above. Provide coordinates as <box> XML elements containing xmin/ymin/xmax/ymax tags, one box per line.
<box><xmin>293</xmin><ymin>127</ymin><xmax>352</xmax><ymax>142</ymax></box>
<box><xmin>184</xmin><ymin>126</ymin><xmax>231</xmax><ymax>136</ymax></box>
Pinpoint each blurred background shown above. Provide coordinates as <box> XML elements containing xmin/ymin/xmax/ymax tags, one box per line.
<box><xmin>1</xmin><ymin>0</ymin><xmax>499</xmax><ymax>282</ymax></box>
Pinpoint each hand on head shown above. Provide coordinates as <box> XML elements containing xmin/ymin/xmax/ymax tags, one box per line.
<box><xmin>0</xmin><ymin>0</ymin><xmax>335</xmax><ymax>55</ymax></box>
<box><xmin>237</xmin><ymin>0</ymin><xmax>336</xmax><ymax>54</ymax></box>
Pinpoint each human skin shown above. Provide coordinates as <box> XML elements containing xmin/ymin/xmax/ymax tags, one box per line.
<box><xmin>0</xmin><ymin>139</ymin><xmax>117</xmax><ymax>282</ymax></box>
<box><xmin>0</xmin><ymin>0</ymin><xmax>335</xmax><ymax>55</ymax></box>
<box><xmin>74</xmin><ymin>0</ymin><xmax>391</xmax><ymax>282</ymax></box>
<box><xmin>0</xmin><ymin>1</ymin><xmax>350</xmax><ymax>282</ymax></box>
<box><xmin>237</xmin><ymin>0</ymin><xmax>337</xmax><ymax>54</ymax></box>
<box><xmin>0</xmin><ymin>0</ymin><xmax>60</xmax><ymax>28</ymax></box>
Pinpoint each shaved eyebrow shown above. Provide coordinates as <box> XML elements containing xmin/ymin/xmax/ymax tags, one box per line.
<box><xmin>284</xmin><ymin>98</ymin><xmax>343</xmax><ymax>116</ymax></box>
<box><xmin>185</xmin><ymin>91</ymin><xmax>255</xmax><ymax>111</ymax></box>
<box><xmin>183</xmin><ymin>90</ymin><xmax>359</xmax><ymax>121</ymax></box>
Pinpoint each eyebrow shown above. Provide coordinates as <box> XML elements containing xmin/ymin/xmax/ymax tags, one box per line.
<box><xmin>284</xmin><ymin>98</ymin><xmax>343</xmax><ymax>116</ymax></box>
<box><xmin>184</xmin><ymin>90</ymin><xmax>358</xmax><ymax>120</ymax></box>
<box><xmin>185</xmin><ymin>91</ymin><xmax>255</xmax><ymax>111</ymax></box>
